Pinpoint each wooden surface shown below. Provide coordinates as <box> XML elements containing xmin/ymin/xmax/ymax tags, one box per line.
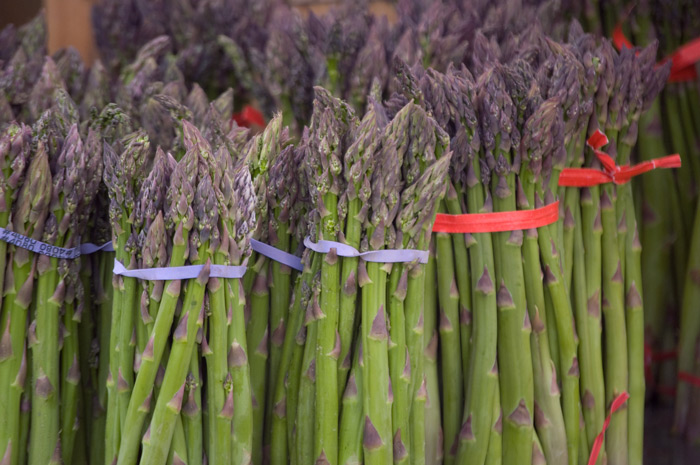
<box><xmin>46</xmin><ymin>0</ymin><xmax>97</xmax><ymax>63</ymax></box>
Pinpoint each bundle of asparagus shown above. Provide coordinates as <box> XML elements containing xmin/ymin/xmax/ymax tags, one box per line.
<box><xmin>261</xmin><ymin>87</ymin><xmax>451</xmax><ymax>465</ymax></box>
<box><xmin>0</xmin><ymin>107</ymin><xmax>104</xmax><ymax>465</ymax></box>
<box><xmin>105</xmin><ymin>122</ymin><xmax>258</xmax><ymax>465</ymax></box>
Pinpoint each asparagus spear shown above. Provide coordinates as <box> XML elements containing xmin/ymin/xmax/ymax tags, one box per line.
<box><xmin>339</xmin><ymin>335</ymin><xmax>364</xmax><ymax>465</ymax></box>
<box><xmin>423</xmin><ymin>243</ymin><xmax>440</xmax><ymax>465</ymax></box>
<box><xmin>360</xmin><ymin>121</ymin><xmax>403</xmax><ymax>465</ymax></box>
<box><xmin>228</xmin><ymin>160</ymin><xmax>257</xmax><ymax>465</ymax></box>
<box><xmin>114</xmin><ymin>138</ymin><xmax>196</xmax><ymax>465</ymax></box>
<box><xmin>103</xmin><ymin>127</ymin><xmax>151</xmax><ymax>463</ymax></box>
<box><xmin>139</xmin><ymin>165</ymin><xmax>218</xmax><ymax>465</ymax></box>
<box><xmin>481</xmin><ymin>66</ymin><xmax>535</xmax><ymax>464</ymax></box>
<box><xmin>338</xmin><ymin>101</ymin><xmax>386</xmax><ymax>403</ymax></box>
<box><xmin>520</xmin><ymin>96</ymin><xmax>569</xmax><ymax>465</ymax></box>
<box><xmin>244</xmin><ymin>114</ymin><xmax>288</xmax><ymax>465</ymax></box>
<box><xmin>30</xmin><ymin>124</ymin><xmax>88</xmax><ymax>465</ymax></box>
<box><xmin>0</xmin><ymin>141</ymin><xmax>51</xmax><ymax>464</ymax></box>
<box><xmin>305</xmin><ymin>88</ymin><xmax>357</xmax><ymax>465</ymax></box>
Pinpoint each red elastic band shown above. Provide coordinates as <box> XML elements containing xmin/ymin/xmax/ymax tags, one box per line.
<box><xmin>587</xmin><ymin>392</ymin><xmax>630</xmax><ymax>465</ymax></box>
<box><xmin>657</xmin><ymin>386</ymin><xmax>677</xmax><ymax>397</ymax></box>
<box><xmin>432</xmin><ymin>201</ymin><xmax>559</xmax><ymax>233</ymax></box>
<box><xmin>558</xmin><ymin>130</ymin><xmax>681</xmax><ymax>187</ymax></box>
<box><xmin>644</xmin><ymin>343</ymin><xmax>654</xmax><ymax>382</ymax></box>
<box><xmin>653</xmin><ymin>350</ymin><xmax>678</xmax><ymax>362</ymax></box>
<box><xmin>678</xmin><ymin>371</ymin><xmax>700</xmax><ymax>387</ymax></box>
<box><xmin>232</xmin><ymin>105</ymin><xmax>266</xmax><ymax>128</ymax></box>
<box><xmin>612</xmin><ymin>23</ymin><xmax>700</xmax><ymax>82</ymax></box>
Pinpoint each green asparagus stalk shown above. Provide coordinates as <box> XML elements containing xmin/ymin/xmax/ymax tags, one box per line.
<box><xmin>359</xmin><ymin>124</ymin><xmax>404</xmax><ymax>465</ymax></box>
<box><xmin>0</xmin><ymin>122</ymin><xmax>36</xmax><ymax>462</ymax></box>
<box><xmin>269</xmin><ymin>251</ymin><xmax>319</xmax><ymax>465</ymax></box>
<box><xmin>183</xmin><ymin>352</ymin><xmax>203</xmax><ymax>465</ymax></box>
<box><xmin>228</xmin><ymin>161</ymin><xmax>257</xmax><ymax>465</ymax></box>
<box><xmin>295</xmin><ymin>283</ymin><xmax>320</xmax><ymax>465</ymax></box>
<box><xmin>600</xmin><ymin>184</ymin><xmax>629</xmax><ymax>465</ymax></box>
<box><xmin>520</xmin><ymin>98</ymin><xmax>569</xmax><ymax>465</ymax></box>
<box><xmin>0</xmin><ymin>141</ymin><xmax>50</xmax><ymax>464</ymax></box>
<box><xmin>61</xmin><ymin>268</ymin><xmax>83</xmax><ymax>464</ymax></box>
<box><xmin>139</xmin><ymin>186</ymin><xmax>216</xmax><ymax>464</ymax></box>
<box><xmin>31</xmin><ymin>123</ymin><xmax>88</xmax><ymax>465</ymax></box>
<box><xmin>456</xmin><ymin>127</ymin><xmax>498</xmax><ymax>465</ymax></box>
<box><xmin>338</xmin><ymin>102</ymin><xmax>386</xmax><ymax>402</ymax></box>
<box><xmin>339</xmin><ymin>334</ymin><xmax>364</xmax><ymax>465</ymax></box>
<box><xmin>423</xmin><ymin>244</ymin><xmax>440</xmax><ymax>465</ymax></box>
<box><xmin>114</xmin><ymin>143</ymin><xmax>196</xmax><ymax>465</ymax></box>
<box><xmin>484</xmin><ymin>68</ymin><xmax>535</xmax><ymax>464</ymax></box>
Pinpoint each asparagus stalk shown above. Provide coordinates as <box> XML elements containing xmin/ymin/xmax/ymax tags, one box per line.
<box><xmin>139</xmin><ymin>176</ymin><xmax>217</xmax><ymax>464</ymax></box>
<box><xmin>483</xmin><ymin>68</ymin><xmax>535</xmax><ymax>464</ymax></box>
<box><xmin>31</xmin><ymin>124</ymin><xmax>88</xmax><ymax>465</ymax></box>
<box><xmin>600</xmin><ymin>182</ymin><xmax>629</xmax><ymax>465</ymax></box>
<box><xmin>422</xmin><ymin>243</ymin><xmax>439</xmax><ymax>465</ymax></box>
<box><xmin>0</xmin><ymin>142</ymin><xmax>50</xmax><ymax>464</ymax></box>
<box><xmin>183</xmin><ymin>352</ymin><xmax>203</xmax><ymax>465</ymax></box>
<box><xmin>114</xmin><ymin>142</ymin><xmax>195</xmax><ymax>465</ymax></box>
<box><xmin>244</xmin><ymin>114</ymin><xmax>287</xmax><ymax>464</ymax></box>
<box><xmin>339</xmin><ymin>335</ymin><xmax>364</xmax><ymax>465</ymax></box>
<box><xmin>269</xmin><ymin>251</ymin><xmax>319</xmax><ymax>465</ymax></box>
<box><xmin>455</xmin><ymin>115</ymin><xmax>498</xmax><ymax>465</ymax></box>
<box><xmin>358</xmin><ymin>112</ymin><xmax>412</xmax><ymax>465</ymax></box>
<box><xmin>520</xmin><ymin>98</ymin><xmax>569</xmax><ymax>465</ymax></box>
<box><xmin>303</xmin><ymin>88</ymin><xmax>357</xmax><ymax>465</ymax></box>
<box><xmin>338</xmin><ymin>102</ymin><xmax>386</xmax><ymax>401</ymax></box>
<box><xmin>228</xmin><ymin>161</ymin><xmax>257</xmax><ymax>465</ymax></box>
<box><xmin>0</xmin><ymin>123</ymin><xmax>35</xmax><ymax>462</ymax></box>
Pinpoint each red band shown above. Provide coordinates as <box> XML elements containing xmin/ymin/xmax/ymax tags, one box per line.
<box><xmin>612</xmin><ymin>24</ymin><xmax>700</xmax><ymax>82</ymax></box>
<box><xmin>432</xmin><ymin>201</ymin><xmax>559</xmax><ymax>234</ymax></box>
<box><xmin>644</xmin><ymin>342</ymin><xmax>678</xmax><ymax>385</ymax></box>
<box><xmin>653</xmin><ymin>350</ymin><xmax>678</xmax><ymax>362</ymax></box>
<box><xmin>558</xmin><ymin>130</ymin><xmax>681</xmax><ymax>187</ymax></box>
<box><xmin>587</xmin><ymin>392</ymin><xmax>630</xmax><ymax>465</ymax></box>
<box><xmin>232</xmin><ymin>105</ymin><xmax>266</xmax><ymax>128</ymax></box>
<box><xmin>678</xmin><ymin>371</ymin><xmax>700</xmax><ymax>387</ymax></box>
<box><xmin>657</xmin><ymin>386</ymin><xmax>677</xmax><ymax>397</ymax></box>
<box><xmin>644</xmin><ymin>343</ymin><xmax>654</xmax><ymax>382</ymax></box>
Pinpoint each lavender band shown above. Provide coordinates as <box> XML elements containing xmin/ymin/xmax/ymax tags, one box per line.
<box><xmin>80</xmin><ymin>241</ymin><xmax>115</xmax><ymax>254</ymax></box>
<box><xmin>0</xmin><ymin>226</ymin><xmax>113</xmax><ymax>259</ymax></box>
<box><xmin>251</xmin><ymin>238</ymin><xmax>303</xmax><ymax>271</ymax></box>
<box><xmin>303</xmin><ymin>237</ymin><xmax>429</xmax><ymax>264</ymax></box>
<box><xmin>113</xmin><ymin>259</ymin><xmax>246</xmax><ymax>281</ymax></box>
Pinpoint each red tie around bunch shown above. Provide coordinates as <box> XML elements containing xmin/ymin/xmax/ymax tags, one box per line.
<box><xmin>613</xmin><ymin>24</ymin><xmax>700</xmax><ymax>82</ymax></box>
<box><xmin>558</xmin><ymin>130</ymin><xmax>681</xmax><ymax>187</ymax></box>
<box><xmin>587</xmin><ymin>392</ymin><xmax>630</xmax><ymax>465</ymax></box>
<box><xmin>232</xmin><ymin>105</ymin><xmax>266</xmax><ymax>128</ymax></box>
<box><xmin>432</xmin><ymin>201</ymin><xmax>560</xmax><ymax>233</ymax></box>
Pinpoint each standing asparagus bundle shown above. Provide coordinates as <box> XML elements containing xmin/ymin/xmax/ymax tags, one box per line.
<box><xmin>129</xmin><ymin>123</ymin><xmax>257</xmax><ymax>465</ymax></box>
